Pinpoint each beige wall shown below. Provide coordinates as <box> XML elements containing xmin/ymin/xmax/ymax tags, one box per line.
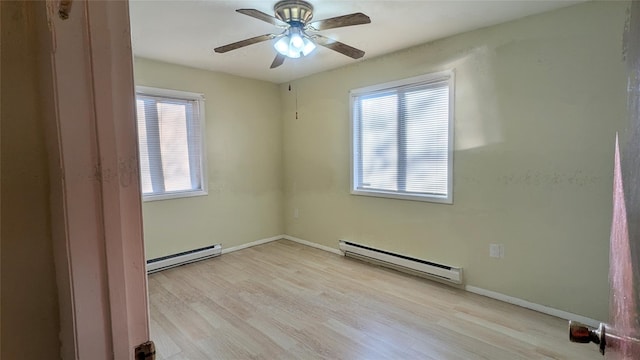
<box><xmin>134</xmin><ymin>58</ymin><xmax>284</xmax><ymax>259</ymax></box>
<box><xmin>1</xmin><ymin>1</ymin><xmax>61</xmax><ymax>359</ymax></box>
<box><xmin>282</xmin><ymin>1</ymin><xmax>629</xmax><ymax>321</ymax></box>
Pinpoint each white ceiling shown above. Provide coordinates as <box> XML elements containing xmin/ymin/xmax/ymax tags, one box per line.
<box><xmin>129</xmin><ymin>0</ymin><xmax>584</xmax><ymax>84</ymax></box>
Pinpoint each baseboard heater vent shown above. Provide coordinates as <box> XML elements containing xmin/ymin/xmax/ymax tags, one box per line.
<box><xmin>339</xmin><ymin>240</ymin><xmax>463</xmax><ymax>284</ymax></box>
<box><xmin>147</xmin><ymin>244</ymin><xmax>222</xmax><ymax>274</ymax></box>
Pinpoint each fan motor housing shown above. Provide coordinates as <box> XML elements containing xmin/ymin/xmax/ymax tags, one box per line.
<box><xmin>274</xmin><ymin>0</ymin><xmax>314</xmax><ymax>25</ymax></box>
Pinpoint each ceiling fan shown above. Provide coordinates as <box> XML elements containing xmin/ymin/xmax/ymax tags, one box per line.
<box><xmin>214</xmin><ymin>0</ymin><xmax>371</xmax><ymax>69</ymax></box>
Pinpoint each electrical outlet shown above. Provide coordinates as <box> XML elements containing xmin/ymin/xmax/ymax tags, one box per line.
<box><xmin>490</xmin><ymin>244</ymin><xmax>500</xmax><ymax>258</ymax></box>
<box><xmin>490</xmin><ymin>244</ymin><xmax>504</xmax><ymax>258</ymax></box>
<box><xmin>293</xmin><ymin>208</ymin><xmax>299</xmax><ymax>218</ymax></box>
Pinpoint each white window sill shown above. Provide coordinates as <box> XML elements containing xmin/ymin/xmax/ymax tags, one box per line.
<box><xmin>142</xmin><ymin>189</ymin><xmax>208</xmax><ymax>202</ymax></box>
<box><xmin>351</xmin><ymin>188</ymin><xmax>452</xmax><ymax>204</ymax></box>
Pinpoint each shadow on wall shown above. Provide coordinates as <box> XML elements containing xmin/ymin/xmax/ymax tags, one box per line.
<box><xmin>449</xmin><ymin>45</ymin><xmax>504</xmax><ymax>151</ymax></box>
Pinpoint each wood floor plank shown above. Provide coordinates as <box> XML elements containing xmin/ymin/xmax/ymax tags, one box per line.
<box><xmin>149</xmin><ymin>240</ymin><xmax>601</xmax><ymax>359</ymax></box>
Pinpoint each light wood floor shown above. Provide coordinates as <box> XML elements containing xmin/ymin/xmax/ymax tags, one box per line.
<box><xmin>148</xmin><ymin>240</ymin><xmax>601</xmax><ymax>359</ymax></box>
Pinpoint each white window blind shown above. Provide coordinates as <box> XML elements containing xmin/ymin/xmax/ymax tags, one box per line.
<box><xmin>135</xmin><ymin>87</ymin><xmax>207</xmax><ymax>201</ymax></box>
<box><xmin>351</xmin><ymin>71</ymin><xmax>454</xmax><ymax>203</ymax></box>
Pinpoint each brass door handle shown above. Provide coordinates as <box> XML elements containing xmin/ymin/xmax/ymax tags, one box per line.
<box><xmin>569</xmin><ymin>321</ymin><xmax>606</xmax><ymax>355</ymax></box>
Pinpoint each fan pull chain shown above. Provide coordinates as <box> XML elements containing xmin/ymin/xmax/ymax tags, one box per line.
<box><xmin>289</xmin><ymin>83</ymin><xmax>298</xmax><ymax>119</ymax></box>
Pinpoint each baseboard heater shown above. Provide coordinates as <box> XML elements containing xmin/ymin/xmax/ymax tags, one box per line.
<box><xmin>338</xmin><ymin>240</ymin><xmax>463</xmax><ymax>285</ymax></box>
<box><xmin>146</xmin><ymin>244</ymin><xmax>222</xmax><ymax>274</ymax></box>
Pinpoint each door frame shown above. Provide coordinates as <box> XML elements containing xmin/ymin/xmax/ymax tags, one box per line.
<box><xmin>45</xmin><ymin>1</ymin><xmax>149</xmax><ymax>359</ymax></box>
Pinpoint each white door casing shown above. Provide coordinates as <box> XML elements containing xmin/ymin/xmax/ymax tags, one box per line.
<box><xmin>45</xmin><ymin>0</ymin><xmax>149</xmax><ymax>358</ymax></box>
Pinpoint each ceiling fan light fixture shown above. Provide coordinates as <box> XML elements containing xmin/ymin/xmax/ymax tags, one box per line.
<box><xmin>289</xmin><ymin>27</ymin><xmax>304</xmax><ymax>49</ymax></box>
<box><xmin>274</xmin><ymin>37</ymin><xmax>290</xmax><ymax>55</ymax></box>
<box><xmin>287</xmin><ymin>43</ymin><xmax>301</xmax><ymax>58</ymax></box>
<box><xmin>274</xmin><ymin>27</ymin><xmax>317</xmax><ymax>59</ymax></box>
<box><xmin>302</xmin><ymin>37</ymin><xmax>316</xmax><ymax>56</ymax></box>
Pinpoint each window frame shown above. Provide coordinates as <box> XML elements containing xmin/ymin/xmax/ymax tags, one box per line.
<box><xmin>135</xmin><ymin>86</ymin><xmax>208</xmax><ymax>202</ymax></box>
<box><xmin>349</xmin><ymin>70</ymin><xmax>455</xmax><ymax>204</ymax></box>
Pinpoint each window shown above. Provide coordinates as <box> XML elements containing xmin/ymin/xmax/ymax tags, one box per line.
<box><xmin>135</xmin><ymin>86</ymin><xmax>207</xmax><ymax>201</ymax></box>
<box><xmin>350</xmin><ymin>71</ymin><xmax>454</xmax><ymax>203</ymax></box>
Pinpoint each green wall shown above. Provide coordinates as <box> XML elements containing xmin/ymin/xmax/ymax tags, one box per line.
<box><xmin>134</xmin><ymin>58</ymin><xmax>284</xmax><ymax>259</ymax></box>
<box><xmin>281</xmin><ymin>1</ymin><xmax>628</xmax><ymax>321</ymax></box>
<box><xmin>137</xmin><ymin>1</ymin><xmax>629</xmax><ymax>321</ymax></box>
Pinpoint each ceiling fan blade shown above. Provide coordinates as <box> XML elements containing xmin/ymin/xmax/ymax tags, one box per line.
<box><xmin>270</xmin><ymin>54</ymin><xmax>286</xmax><ymax>69</ymax></box>
<box><xmin>307</xmin><ymin>13</ymin><xmax>371</xmax><ymax>31</ymax></box>
<box><xmin>313</xmin><ymin>34</ymin><xmax>365</xmax><ymax>59</ymax></box>
<box><xmin>236</xmin><ymin>9</ymin><xmax>288</xmax><ymax>27</ymax></box>
<box><xmin>214</xmin><ymin>34</ymin><xmax>277</xmax><ymax>54</ymax></box>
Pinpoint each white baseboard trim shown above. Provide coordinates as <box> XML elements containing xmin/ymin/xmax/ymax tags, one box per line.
<box><xmin>279</xmin><ymin>235</ymin><xmax>601</xmax><ymax>327</ymax></box>
<box><xmin>465</xmin><ymin>285</ymin><xmax>600</xmax><ymax>328</ymax></box>
<box><xmin>221</xmin><ymin>235</ymin><xmax>284</xmax><ymax>254</ymax></box>
<box><xmin>221</xmin><ymin>235</ymin><xmax>600</xmax><ymax>328</ymax></box>
<box><xmin>283</xmin><ymin>235</ymin><xmax>344</xmax><ymax>256</ymax></box>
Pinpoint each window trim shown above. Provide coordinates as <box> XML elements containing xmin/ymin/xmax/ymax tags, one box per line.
<box><xmin>349</xmin><ymin>70</ymin><xmax>455</xmax><ymax>204</ymax></box>
<box><xmin>135</xmin><ymin>86</ymin><xmax>208</xmax><ymax>202</ymax></box>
